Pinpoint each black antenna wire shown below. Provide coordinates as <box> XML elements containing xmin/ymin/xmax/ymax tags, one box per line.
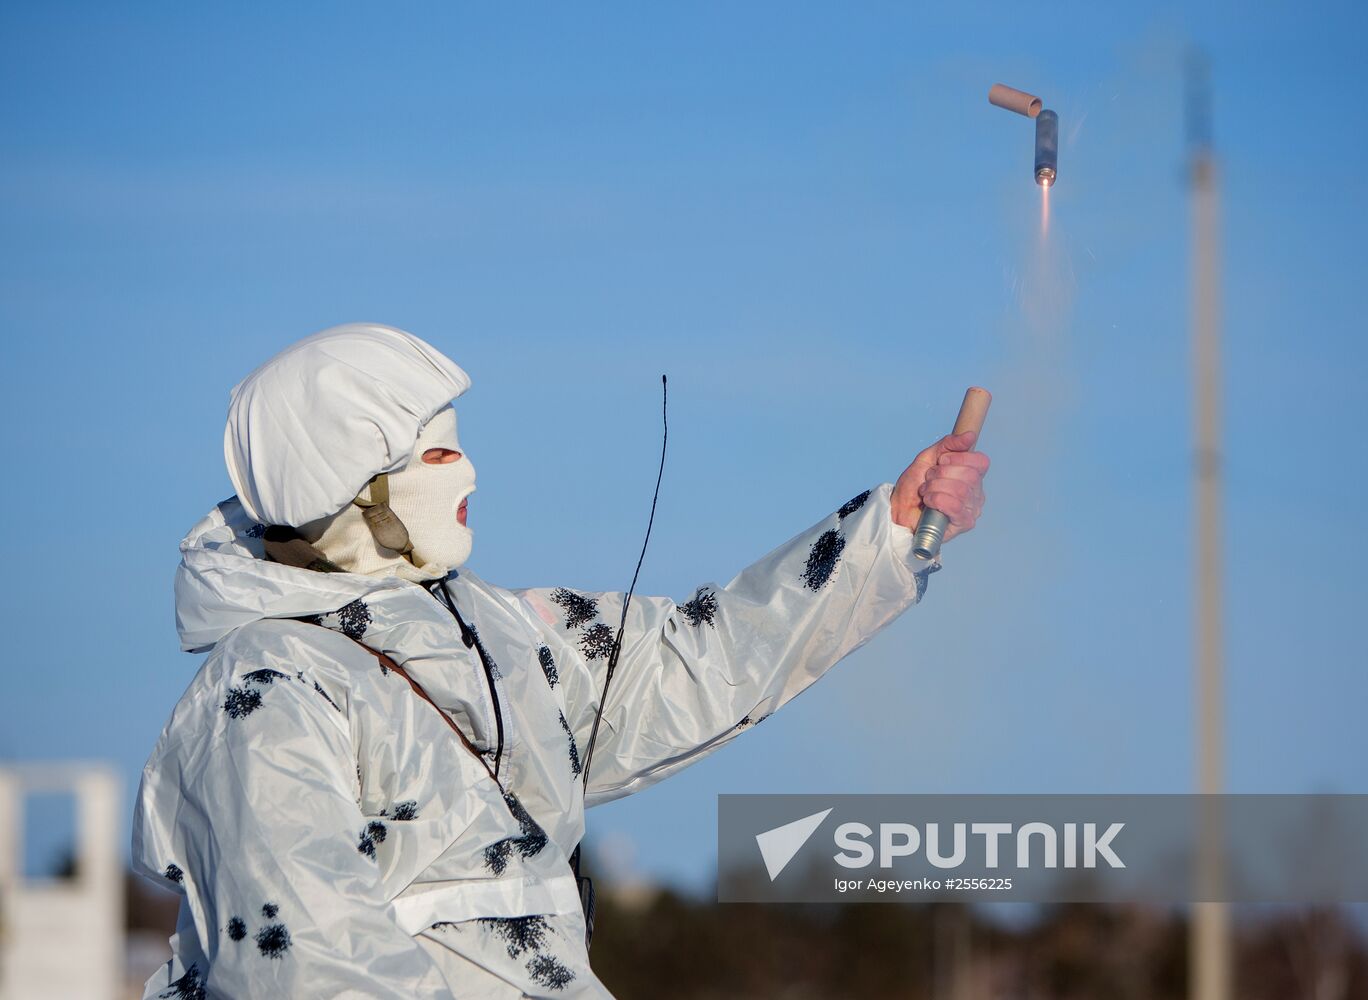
<box><xmin>579</xmin><ymin>374</ymin><xmax>668</xmax><ymax>791</ymax></box>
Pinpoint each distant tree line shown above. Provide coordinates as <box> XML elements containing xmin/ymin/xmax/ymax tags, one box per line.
<box><xmin>126</xmin><ymin>872</ymin><xmax>1367</xmax><ymax>998</ymax></box>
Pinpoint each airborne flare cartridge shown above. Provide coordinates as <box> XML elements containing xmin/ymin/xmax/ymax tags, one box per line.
<box><xmin>987</xmin><ymin>84</ymin><xmax>1060</xmax><ymax>188</ymax></box>
<box><xmin>1034</xmin><ymin>109</ymin><xmax>1059</xmax><ymax>187</ymax></box>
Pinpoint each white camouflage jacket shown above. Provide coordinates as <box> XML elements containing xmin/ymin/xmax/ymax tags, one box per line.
<box><xmin>134</xmin><ymin>482</ymin><xmax>937</xmax><ymax>999</ymax></box>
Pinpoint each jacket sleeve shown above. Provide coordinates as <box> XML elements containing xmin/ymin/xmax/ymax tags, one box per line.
<box><xmin>514</xmin><ymin>482</ymin><xmax>940</xmax><ymax>806</ymax></box>
<box><xmin>132</xmin><ymin>664</ymin><xmax>453</xmax><ymax>999</ymax></box>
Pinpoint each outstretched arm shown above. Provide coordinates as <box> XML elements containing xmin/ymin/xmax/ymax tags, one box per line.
<box><xmin>515</xmin><ymin>431</ymin><xmax>988</xmax><ymax>806</ymax></box>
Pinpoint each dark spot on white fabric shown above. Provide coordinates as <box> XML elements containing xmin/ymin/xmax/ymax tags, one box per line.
<box><xmin>505</xmin><ymin>793</ymin><xmax>547</xmax><ymax>851</ymax></box>
<box><xmin>163</xmin><ymin>863</ymin><xmax>184</xmax><ymax>884</ymax></box>
<box><xmin>312</xmin><ymin>680</ymin><xmax>343</xmax><ymax>713</ymax></box>
<box><xmin>227</xmin><ymin>916</ymin><xmax>247</xmax><ymax>942</ymax></box>
<box><xmin>838</xmin><ymin>489</ymin><xmax>872</xmax><ymax>519</ymax></box>
<box><xmin>225</xmin><ymin>666</ymin><xmax>300</xmax><ymax>719</ymax></box>
<box><xmin>680</xmin><ymin>588</ymin><xmax>718</xmax><ymax>628</ymax></box>
<box><xmin>335</xmin><ymin>599</ymin><xmax>372</xmax><ymax>641</ymax></box>
<box><xmin>801</xmin><ymin>529</ymin><xmax>846</xmax><ymax>591</ymax></box>
<box><xmin>242</xmin><ymin>668</ymin><xmax>287</xmax><ymax>685</ymax></box>
<box><xmin>465</xmin><ymin>622</ymin><xmax>501</xmax><ymax>680</ymax></box>
<box><xmin>526</xmin><ymin>953</ymin><xmax>576</xmax><ymax>990</ymax></box>
<box><xmin>261</xmin><ymin>902</ymin><xmax>279</xmax><ymax>919</ymax></box>
<box><xmin>484</xmin><ymin>792</ymin><xmax>548</xmax><ymax>874</ymax></box>
<box><xmin>538</xmin><ymin>646</ymin><xmax>559</xmax><ymax>688</ymax></box>
<box><xmin>558</xmin><ymin>712</ymin><xmax>582</xmax><ymax>777</ymax></box>
<box><xmin>223</xmin><ymin>687</ymin><xmax>262</xmax><ymax>719</ymax></box>
<box><xmin>478</xmin><ymin>915</ymin><xmax>551</xmax><ymax>958</ymax></box>
<box><xmin>579</xmin><ymin>622</ymin><xmax>615</xmax><ymax>661</ymax></box>
<box><xmin>914</xmin><ymin>562</ymin><xmax>940</xmax><ymax>603</ymax></box>
<box><xmin>357</xmin><ymin>820</ymin><xmax>389</xmax><ymax>860</ymax></box>
<box><xmin>388</xmin><ymin>800</ymin><xmax>419</xmax><ymax>821</ymax></box>
<box><xmin>550</xmin><ymin>588</ymin><xmax>598</xmax><ymax>629</ymax></box>
<box><xmin>158</xmin><ymin>962</ymin><xmax>206</xmax><ymax>1000</ymax></box>
<box><xmin>255</xmin><ymin>922</ymin><xmax>291</xmax><ymax>959</ymax></box>
<box><xmin>483</xmin><ymin>838</ymin><xmax>514</xmax><ymax>876</ymax></box>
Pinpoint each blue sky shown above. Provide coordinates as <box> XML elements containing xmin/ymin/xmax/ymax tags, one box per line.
<box><xmin>2</xmin><ymin>2</ymin><xmax>1364</xmax><ymax>890</ymax></box>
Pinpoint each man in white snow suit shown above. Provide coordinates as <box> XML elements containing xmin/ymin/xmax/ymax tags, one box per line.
<box><xmin>134</xmin><ymin>323</ymin><xmax>989</xmax><ymax>998</ymax></box>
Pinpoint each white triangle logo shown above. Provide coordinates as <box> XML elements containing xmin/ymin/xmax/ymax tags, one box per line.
<box><xmin>756</xmin><ymin>808</ymin><xmax>833</xmax><ymax>881</ymax></box>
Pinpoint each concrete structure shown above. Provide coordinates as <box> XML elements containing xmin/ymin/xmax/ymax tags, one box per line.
<box><xmin>0</xmin><ymin>763</ymin><xmax>124</xmax><ymax>1000</ymax></box>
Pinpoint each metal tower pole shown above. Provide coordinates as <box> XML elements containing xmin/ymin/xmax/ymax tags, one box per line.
<box><xmin>1187</xmin><ymin>49</ymin><xmax>1231</xmax><ymax>1000</ymax></box>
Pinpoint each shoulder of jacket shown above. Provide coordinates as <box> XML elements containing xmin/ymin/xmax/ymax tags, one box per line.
<box><xmin>217</xmin><ymin>618</ymin><xmax>376</xmax><ymax>678</ymax></box>
<box><xmin>144</xmin><ymin>621</ymin><xmax>367</xmax><ymax>767</ymax></box>
<box><xmin>204</xmin><ymin>619</ymin><xmax>377</xmax><ymax>723</ymax></box>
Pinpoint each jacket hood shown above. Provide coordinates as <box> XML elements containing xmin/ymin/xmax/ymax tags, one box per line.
<box><xmin>224</xmin><ymin>323</ymin><xmax>471</xmax><ymax>528</ymax></box>
<box><xmin>174</xmin><ymin>496</ymin><xmax>419</xmax><ymax>653</ymax></box>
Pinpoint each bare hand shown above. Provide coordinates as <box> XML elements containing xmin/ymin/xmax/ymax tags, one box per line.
<box><xmin>890</xmin><ymin>431</ymin><xmax>989</xmax><ymax>543</ymax></box>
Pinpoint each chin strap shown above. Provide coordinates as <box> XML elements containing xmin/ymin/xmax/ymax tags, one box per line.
<box><xmin>352</xmin><ymin>473</ymin><xmax>416</xmax><ymax>559</ymax></box>
<box><xmin>261</xmin><ymin>526</ymin><xmax>346</xmax><ymax>573</ymax></box>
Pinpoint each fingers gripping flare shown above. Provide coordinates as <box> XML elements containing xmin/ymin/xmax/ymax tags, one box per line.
<box><xmin>912</xmin><ymin>387</ymin><xmax>991</xmax><ymax>561</ymax></box>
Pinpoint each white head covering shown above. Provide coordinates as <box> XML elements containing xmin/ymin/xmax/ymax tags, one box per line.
<box><xmin>225</xmin><ymin>323</ymin><xmax>471</xmax><ymax>527</ymax></box>
<box><xmin>298</xmin><ymin>405</ymin><xmax>477</xmax><ymax>582</ymax></box>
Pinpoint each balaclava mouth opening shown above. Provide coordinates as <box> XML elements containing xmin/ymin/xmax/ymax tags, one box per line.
<box><xmin>298</xmin><ymin>405</ymin><xmax>476</xmax><ymax>582</ymax></box>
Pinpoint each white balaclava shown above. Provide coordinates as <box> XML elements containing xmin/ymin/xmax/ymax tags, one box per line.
<box><xmin>300</xmin><ymin>406</ymin><xmax>476</xmax><ymax>582</ymax></box>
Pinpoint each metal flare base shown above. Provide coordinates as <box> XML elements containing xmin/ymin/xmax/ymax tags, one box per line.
<box><xmin>912</xmin><ymin>509</ymin><xmax>950</xmax><ymax>562</ymax></box>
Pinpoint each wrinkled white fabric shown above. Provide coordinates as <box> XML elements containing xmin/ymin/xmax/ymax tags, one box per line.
<box><xmin>224</xmin><ymin>324</ymin><xmax>471</xmax><ymax>527</ymax></box>
<box><xmin>299</xmin><ymin>407</ymin><xmax>476</xmax><ymax>582</ymax></box>
<box><xmin>138</xmin><ymin>484</ymin><xmax>940</xmax><ymax>998</ymax></box>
